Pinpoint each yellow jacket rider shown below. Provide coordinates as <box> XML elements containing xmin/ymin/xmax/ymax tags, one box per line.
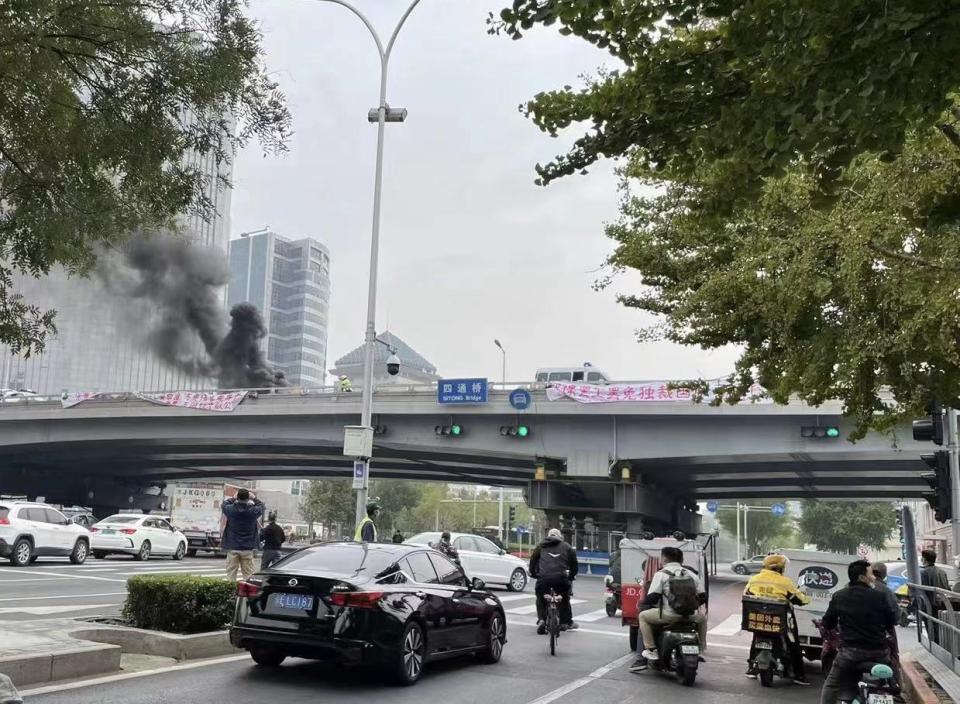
<box><xmin>743</xmin><ymin>554</ymin><xmax>811</xmax><ymax>686</ymax></box>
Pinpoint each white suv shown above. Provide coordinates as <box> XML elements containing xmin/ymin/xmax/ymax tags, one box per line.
<box><xmin>0</xmin><ymin>501</ymin><xmax>91</xmax><ymax>566</ymax></box>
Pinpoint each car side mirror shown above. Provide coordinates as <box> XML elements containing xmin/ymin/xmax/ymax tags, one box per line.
<box><xmin>471</xmin><ymin>577</ymin><xmax>486</xmax><ymax>591</ymax></box>
<box><xmin>498</xmin><ymin>548</ymin><xmax>505</xmax><ymax>555</ymax></box>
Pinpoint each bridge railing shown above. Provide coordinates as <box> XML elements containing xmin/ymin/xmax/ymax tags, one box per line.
<box><xmin>910</xmin><ymin>582</ymin><xmax>960</xmax><ymax>676</ymax></box>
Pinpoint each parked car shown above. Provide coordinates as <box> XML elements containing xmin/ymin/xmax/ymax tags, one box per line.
<box><xmin>90</xmin><ymin>514</ymin><xmax>188</xmax><ymax>560</ymax></box>
<box><xmin>0</xmin><ymin>501</ymin><xmax>91</xmax><ymax>566</ymax></box>
<box><xmin>230</xmin><ymin>542</ymin><xmax>507</xmax><ymax>685</ymax></box>
<box><xmin>405</xmin><ymin>532</ymin><xmax>528</xmax><ymax>591</ymax></box>
<box><xmin>731</xmin><ymin>554</ymin><xmax>768</xmax><ymax>575</ymax></box>
<box><xmin>60</xmin><ymin>507</ymin><xmax>97</xmax><ymax>528</ymax></box>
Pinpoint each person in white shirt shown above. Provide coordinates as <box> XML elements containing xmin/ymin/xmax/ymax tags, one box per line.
<box><xmin>631</xmin><ymin>546</ymin><xmax>707</xmax><ymax>671</ymax></box>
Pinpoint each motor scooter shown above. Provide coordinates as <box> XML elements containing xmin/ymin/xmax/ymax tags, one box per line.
<box><xmin>604</xmin><ymin>575</ymin><xmax>621</xmax><ymax>617</ymax></box>
<box><xmin>841</xmin><ymin>663</ymin><xmax>899</xmax><ymax>704</ymax></box>
<box><xmin>743</xmin><ymin>596</ymin><xmax>796</xmax><ymax>687</ymax></box>
<box><xmin>634</xmin><ymin>618</ymin><xmax>702</xmax><ymax>686</ymax></box>
<box><xmin>815</xmin><ymin>618</ymin><xmax>840</xmax><ymax>676</ymax></box>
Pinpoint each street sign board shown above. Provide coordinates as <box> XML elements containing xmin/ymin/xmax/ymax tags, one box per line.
<box><xmin>509</xmin><ymin>388</ymin><xmax>532</xmax><ymax>410</ymax></box>
<box><xmin>352</xmin><ymin>459</ymin><xmax>367</xmax><ymax>490</ymax></box>
<box><xmin>706</xmin><ymin>500</ymin><xmax>718</xmax><ymax>513</ymax></box>
<box><xmin>438</xmin><ymin>378</ymin><xmax>488</xmax><ymax>404</ymax></box>
<box><xmin>343</xmin><ymin>426</ymin><xmax>373</xmax><ymax>458</ymax></box>
<box><xmin>771</xmin><ymin>503</ymin><xmax>786</xmax><ymax>517</ymax></box>
<box><xmin>857</xmin><ymin>543</ymin><xmax>869</xmax><ymax>559</ymax></box>
<box><xmin>515</xmin><ymin>526</ymin><xmax>526</xmax><ymax>535</ymax></box>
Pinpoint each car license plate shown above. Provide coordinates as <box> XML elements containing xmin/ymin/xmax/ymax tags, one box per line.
<box><xmin>680</xmin><ymin>645</ymin><xmax>700</xmax><ymax>655</ymax></box>
<box><xmin>101</xmin><ymin>529</ymin><xmax>115</xmax><ymax>535</ymax></box>
<box><xmin>755</xmin><ymin>640</ymin><xmax>774</xmax><ymax>650</ymax></box>
<box><xmin>271</xmin><ymin>593</ymin><xmax>314</xmax><ymax>611</ymax></box>
<box><xmin>867</xmin><ymin>695</ymin><xmax>893</xmax><ymax>704</ymax></box>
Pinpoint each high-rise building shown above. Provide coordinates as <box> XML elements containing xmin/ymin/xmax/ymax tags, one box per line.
<box><xmin>227</xmin><ymin>228</ymin><xmax>331</xmax><ymax>387</ymax></box>
<box><xmin>0</xmin><ymin>125</ymin><xmax>233</xmax><ymax>394</ymax></box>
<box><xmin>330</xmin><ymin>331</ymin><xmax>439</xmax><ymax>387</ymax></box>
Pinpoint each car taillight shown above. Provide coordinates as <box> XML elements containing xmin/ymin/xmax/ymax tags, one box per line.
<box><xmin>120</xmin><ymin>528</ymin><xmax>137</xmax><ymax>535</ymax></box>
<box><xmin>89</xmin><ymin>526</ymin><xmax>99</xmax><ymax>532</ymax></box>
<box><xmin>0</xmin><ymin>518</ymin><xmax>9</xmax><ymax>525</ymax></box>
<box><xmin>329</xmin><ymin>591</ymin><xmax>384</xmax><ymax>609</ymax></box>
<box><xmin>236</xmin><ymin>581</ymin><xmax>262</xmax><ymax>598</ymax></box>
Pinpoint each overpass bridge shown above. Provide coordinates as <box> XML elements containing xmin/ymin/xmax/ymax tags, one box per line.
<box><xmin>0</xmin><ymin>384</ymin><xmax>930</xmax><ymax>533</ymax></box>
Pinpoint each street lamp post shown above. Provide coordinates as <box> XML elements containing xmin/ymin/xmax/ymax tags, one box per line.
<box><xmin>494</xmin><ymin>339</ymin><xmax>506</xmax><ymax>385</ymax></box>
<box><xmin>312</xmin><ymin>0</ymin><xmax>422</xmax><ymax>528</ymax></box>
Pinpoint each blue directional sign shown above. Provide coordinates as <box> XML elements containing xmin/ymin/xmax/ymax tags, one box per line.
<box><xmin>509</xmin><ymin>388</ymin><xmax>532</xmax><ymax>410</ymax></box>
<box><xmin>771</xmin><ymin>503</ymin><xmax>786</xmax><ymax>517</ymax></box>
<box><xmin>515</xmin><ymin>526</ymin><xmax>526</xmax><ymax>535</ymax></box>
<box><xmin>706</xmin><ymin>500</ymin><xmax>718</xmax><ymax>514</ymax></box>
<box><xmin>438</xmin><ymin>378</ymin><xmax>488</xmax><ymax>405</ymax></box>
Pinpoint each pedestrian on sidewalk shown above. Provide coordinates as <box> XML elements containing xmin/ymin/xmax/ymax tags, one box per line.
<box><xmin>222</xmin><ymin>488</ymin><xmax>264</xmax><ymax>581</ymax></box>
<box><xmin>260</xmin><ymin>511</ymin><xmax>286</xmax><ymax>570</ymax></box>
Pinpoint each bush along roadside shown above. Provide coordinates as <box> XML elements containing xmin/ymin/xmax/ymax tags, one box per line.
<box><xmin>123</xmin><ymin>575</ymin><xmax>235</xmax><ymax>634</ymax></box>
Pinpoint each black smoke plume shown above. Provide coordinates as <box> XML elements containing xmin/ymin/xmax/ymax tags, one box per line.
<box><xmin>99</xmin><ymin>233</ymin><xmax>287</xmax><ymax>389</ymax></box>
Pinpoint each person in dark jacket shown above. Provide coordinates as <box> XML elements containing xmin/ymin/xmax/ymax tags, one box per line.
<box><xmin>819</xmin><ymin>560</ymin><xmax>897</xmax><ymax>704</ymax></box>
<box><xmin>222</xmin><ymin>488</ymin><xmax>264</xmax><ymax>581</ymax></box>
<box><xmin>435</xmin><ymin>531</ymin><xmax>460</xmax><ymax>565</ymax></box>
<box><xmin>260</xmin><ymin>512</ymin><xmax>286</xmax><ymax>570</ymax></box>
<box><xmin>529</xmin><ymin>528</ymin><xmax>579</xmax><ymax>633</ymax></box>
<box><xmin>392</xmin><ymin>529</ymin><xmax>405</xmax><ymax>544</ymax></box>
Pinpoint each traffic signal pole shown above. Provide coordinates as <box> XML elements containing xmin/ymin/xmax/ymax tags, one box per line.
<box><xmin>948</xmin><ymin>407</ymin><xmax>960</xmax><ymax>563</ymax></box>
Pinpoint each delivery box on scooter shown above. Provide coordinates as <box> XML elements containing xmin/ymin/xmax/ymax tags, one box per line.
<box><xmin>619</xmin><ymin>537</ymin><xmax>707</xmax><ymax>624</ymax></box>
<box><xmin>780</xmin><ymin>548</ymin><xmax>855</xmax><ymax>659</ymax></box>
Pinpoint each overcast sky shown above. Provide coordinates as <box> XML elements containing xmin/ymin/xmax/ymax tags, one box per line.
<box><xmin>230</xmin><ymin>1</ymin><xmax>739</xmax><ymax>384</ymax></box>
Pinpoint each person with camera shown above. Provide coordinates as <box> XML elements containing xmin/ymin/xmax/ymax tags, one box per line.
<box><xmin>221</xmin><ymin>488</ymin><xmax>265</xmax><ymax>581</ymax></box>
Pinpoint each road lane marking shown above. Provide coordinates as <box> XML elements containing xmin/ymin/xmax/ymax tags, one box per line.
<box><xmin>505</xmin><ymin>598</ymin><xmax>585</xmax><ymax>615</ymax></box>
<box><xmin>576</xmin><ymin>609</ymin><xmax>614</xmax><ymax>623</ymax></box>
<box><xmin>0</xmin><ymin>577</ymin><xmax>64</xmax><ymax>583</ymax></box>
<box><xmin>523</xmin><ymin>652</ymin><xmax>636</xmax><ymax>704</ymax></box>
<box><xmin>0</xmin><ymin>592</ymin><xmax>127</xmax><ymax>602</ymax></box>
<box><xmin>708</xmin><ymin>614</ymin><xmax>743</xmax><ymax>637</ymax></box>
<box><xmin>505</xmin><ymin>618</ymin><xmax>751</xmax><ymax>649</ymax></box>
<box><xmin>1</xmin><ymin>568</ymin><xmax>125</xmax><ymax>583</ymax></box>
<box><xmin>496</xmin><ymin>594</ymin><xmax>535</xmax><ymax>603</ymax></box>
<box><xmin>0</xmin><ymin>604</ymin><xmax>112</xmax><ymax>615</ymax></box>
<box><xmin>20</xmin><ymin>654</ymin><xmax>250</xmax><ymax>697</ymax></box>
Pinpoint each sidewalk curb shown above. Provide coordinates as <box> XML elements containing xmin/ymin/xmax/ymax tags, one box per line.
<box><xmin>0</xmin><ymin>624</ymin><xmax>237</xmax><ymax>689</ymax></box>
<box><xmin>901</xmin><ymin>656</ymin><xmax>939</xmax><ymax>704</ymax></box>
<box><xmin>0</xmin><ymin>644</ymin><xmax>121</xmax><ymax>688</ymax></box>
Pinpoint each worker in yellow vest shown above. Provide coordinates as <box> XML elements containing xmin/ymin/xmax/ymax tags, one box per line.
<box><xmin>354</xmin><ymin>500</ymin><xmax>381</xmax><ymax>542</ymax></box>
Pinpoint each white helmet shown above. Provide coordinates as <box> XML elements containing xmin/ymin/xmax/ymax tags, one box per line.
<box><xmin>547</xmin><ymin>528</ymin><xmax>563</xmax><ymax>540</ymax></box>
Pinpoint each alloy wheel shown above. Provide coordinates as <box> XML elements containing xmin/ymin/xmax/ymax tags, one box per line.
<box><xmin>489</xmin><ymin>616</ymin><xmax>504</xmax><ymax>660</ymax></box>
<box><xmin>75</xmin><ymin>542</ymin><xmax>87</xmax><ymax>561</ymax></box>
<box><xmin>509</xmin><ymin>569</ymin><xmax>527</xmax><ymax>592</ymax></box>
<box><xmin>15</xmin><ymin>542</ymin><xmax>31</xmax><ymax>565</ymax></box>
<box><xmin>403</xmin><ymin>627</ymin><xmax>424</xmax><ymax>680</ymax></box>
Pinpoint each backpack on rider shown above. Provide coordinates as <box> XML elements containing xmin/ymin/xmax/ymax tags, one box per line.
<box><xmin>662</xmin><ymin>567</ymin><xmax>699</xmax><ymax>617</ymax></box>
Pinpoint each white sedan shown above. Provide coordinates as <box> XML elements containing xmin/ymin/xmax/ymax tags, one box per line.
<box><xmin>90</xmin><ymin>515</ymin><xmax>188</xmax><ymax>561</ymax></box>
<box><xmin>406</xmin><ymin>532</ymin><xmax>529</xmax><ymax>591</ymax></box>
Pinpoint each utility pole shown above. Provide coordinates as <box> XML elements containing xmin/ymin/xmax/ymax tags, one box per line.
<box><xmin>949</xmin><ymin>407</ymin><xmax>960</xmax><ymax>561</ymax></box>
<box><xmin>498</xmin><ymin>487</ymin><xmax>504</xmax><ymax>539</ymax></box>
<box><xmin>736</xmin><ymin>501</ymin><xmax>741</xmax><ymax>562</ymax></box>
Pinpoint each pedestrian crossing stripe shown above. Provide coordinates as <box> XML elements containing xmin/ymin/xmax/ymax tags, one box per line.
<box><xmin>504</xmin><ymin>598</ymin><xmax>587</xmax><ymax>616</ymax></box>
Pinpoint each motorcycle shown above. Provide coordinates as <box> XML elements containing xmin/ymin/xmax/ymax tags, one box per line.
<box><xmin>841</xmin><ymin>663</ymin><xmax>899</xmax><ymax>704</ymax></box>
<box><xmin>743</xmin><ymin>596</ymin><xmax>796</xmax><ymax>687</ymax></box>
<box><xmin>635</xmin><ymin>619</ymin><xmax>702</xmax><ymax>686</ymax></box>
<box><xmin>604</xmin><ymin>575</ymin><xmax>621</xmax><ymax>617</ymax></box>
<box><xmin>815</xmin><ymin>618</ymin><xmax>840</xmax><ymax>676</ymax></box>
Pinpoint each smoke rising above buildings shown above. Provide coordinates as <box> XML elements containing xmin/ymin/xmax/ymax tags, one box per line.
<box><xmin>99</xmin><ymin>233</ymin><xmax>286</xmax><ymax>389</ymax></box>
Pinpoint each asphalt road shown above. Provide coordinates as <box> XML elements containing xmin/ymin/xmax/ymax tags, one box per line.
<box><xmin>2</xmin><ymin>559</ymin><xmax>831</xmax><ymax>703</ymax></box>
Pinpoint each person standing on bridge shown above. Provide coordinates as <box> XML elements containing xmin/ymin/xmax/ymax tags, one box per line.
<box><xmin>355</xmin><ymin>500</ymin><xmax>380</xmax><ymax>542</ymax></box>
<box><xmin>222</xmin><ymin>488</ymin><xmax>264</xmax><ymax>581</ymax></box>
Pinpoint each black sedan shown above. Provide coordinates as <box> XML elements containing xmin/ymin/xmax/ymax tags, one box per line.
<box><xmin>230</xmin><ymin>541</ymin><xmax>507</xmax><ymax>685</ymax></box>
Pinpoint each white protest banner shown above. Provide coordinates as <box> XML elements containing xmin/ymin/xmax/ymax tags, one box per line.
<box><xmin>61</xmin><ymin>392</ymin><xmax>105</xmax><ymax>408</ymax></box>
<box><xmin>136</xmin><ymin>390</ymin><xmax>247</xmax><ymax>412</ymax></box>
<box><xmin>545</xmin><ymin>379</ymin><xmax>769</xmax><ymax>404</ymax></box>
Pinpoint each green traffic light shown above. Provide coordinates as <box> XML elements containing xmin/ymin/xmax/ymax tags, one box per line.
<box><xmin>451</xmin><ymin>425</ymin><xmax>462</xmax><ymax>436</ymax></box>
<box><xmin>826</xmin><ymin>427</ymin><xmax>840</xmax><ymax>438</ymax></box>
<box><xmin>517</xmin><ymin>425</ymin><xmax>529</xmax><ymax>437</ymax></box>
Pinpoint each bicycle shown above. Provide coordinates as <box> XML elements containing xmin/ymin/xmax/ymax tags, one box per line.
<box><xmin>545</xmin><ymin>589</ymin><xmax>563</xmax><ymax>656</ymax></box>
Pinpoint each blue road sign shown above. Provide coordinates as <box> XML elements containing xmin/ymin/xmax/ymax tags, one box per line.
<box><xmin>771</xmin><ymin>503</ymin><xmax>786</xmax><ymax>517</ymax></box>
<box><xmin>509</xmin><ymin>388</ymin><xmax>532</xmax><ymax>410</ymax></box>
<box><xmin>438</xmin><ymin>378</ymin><xmax>488</xmax><ymax>404</ymax></box>
<box><xmin>515</xmin><ymin>526</ymin><xmax>526</xmax><ymax>535</ymax></box>
<box><xmin>706</xmin><ymin>500</ymin><xmax>718</xmax><ymax>513</ymax></box>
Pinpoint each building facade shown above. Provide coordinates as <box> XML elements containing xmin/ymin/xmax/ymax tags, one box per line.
<box><xmin>227</xmin><ymin>228</ymin><xmax>331</xmax><ymax>387</ymax></box>
<box><xmin>330</xmin><ymin>331</ymin><xmax>440</xmax><ymax>387</ymax></box>
<box><xmin>0</xmin><ymin>129</ymin><xmax>233</xmax><ymax>394</ymax></box>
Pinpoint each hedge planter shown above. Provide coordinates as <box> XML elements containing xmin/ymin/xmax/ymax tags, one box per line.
<box><xmin>122</xmin><ymin>575</ymin><xmax>235</xmax><ymax>634</ymax></box>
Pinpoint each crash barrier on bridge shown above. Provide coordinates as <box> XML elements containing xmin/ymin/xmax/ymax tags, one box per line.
<box><xmin>577</xmin><ymin>551</ymin><xmax>610</xmax><ymax>576</ymax></box>
<box><xmin>910</xmin><ymin>582</ymin><xmax>960</xmax><ymax>676</ymax></box>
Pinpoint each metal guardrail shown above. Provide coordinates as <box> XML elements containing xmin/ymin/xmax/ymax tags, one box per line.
<box><xmin>910</xmin><ymin>582</ymin><xmax>960</xmax><ymax>675</ymax></box>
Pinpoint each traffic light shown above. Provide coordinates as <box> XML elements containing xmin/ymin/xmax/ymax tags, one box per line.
<box><xmin>913</xmin><ymin>400</ymin><xmax>945</xmax><ymax>444</ymax></box>
<box><xmin>895</xmin><ymin>507</ymin><xmax>905</xmax><ymax>560</ymax></box>
<box><xmin>800</xmin><ymin>425</ymin><xmax>840</xmax><ymax>438</ymax></box>
<box><xmin>435</xmin><ymin>424</ymin><xmax>463</xmax><ymax>437</ymax></box>
<box><xmin>508</xmin><ymin>505</ymin><xmax>517</xmax><ymax>522</ymax></box>
<box><xmin>499</xmin><ymin>424</ymin><xmax>530</xmax><ymax>438</ymax></box>
<box><xmin>921</xmin><ymin>450</ymin><xmax>952</xmax><ymax>522</ymax></box>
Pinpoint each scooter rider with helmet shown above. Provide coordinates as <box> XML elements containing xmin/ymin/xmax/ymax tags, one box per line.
<box><xmin>743</xmin><ymin>554</ymin><xmax>811</xmax><ymax>686</ymax></box>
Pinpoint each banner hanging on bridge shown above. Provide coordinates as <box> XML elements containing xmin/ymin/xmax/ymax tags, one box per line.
<box><xmin>137</xmin><ymin>391</ymin><xmax>247</xmax><ymax>412</ymax></box>
<box><xmin>61</xmin><ymin>392</ymin><xmax>104</xmax><ymax>408</ymax></box>
<box><xmin>545</xmin><ymin>379</ymin><xmax>768</xmax><ymax>404</ymax></box>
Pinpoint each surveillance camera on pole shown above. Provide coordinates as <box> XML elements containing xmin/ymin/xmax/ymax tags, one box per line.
<box><xmin>386</xmin><ymin>353</ymin><xmax>401</xmax><ymax>376</ymax></box>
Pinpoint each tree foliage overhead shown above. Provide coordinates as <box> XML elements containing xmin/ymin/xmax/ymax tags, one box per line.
<box><xmin>494</xmin><ymin>1</ymin><xmax>960</xmax><ymax>431</ymax></box>
<box><xmin>798</xmin><ymin>500</ymin><xmax>897</xmax><ymax>554</ymax></box>
<box><xmin>0</xmin><ymin>0</ymin><xmax>291</xmax><ymax>354</ymax></box>
<box><xmin>494</xmin><ymin>1</ymin><xmax>960</xmax><ymax>191</ymax></box>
